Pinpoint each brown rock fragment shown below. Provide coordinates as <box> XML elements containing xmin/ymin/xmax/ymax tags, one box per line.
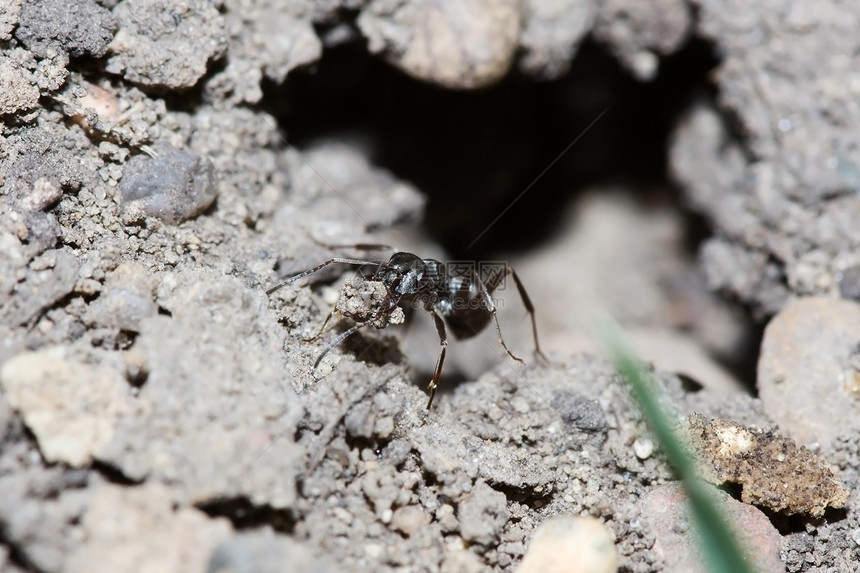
<box><xmin>683</xmin><ymin>413</ymin><xmax>848</xmax><ymax>517</ymax></box>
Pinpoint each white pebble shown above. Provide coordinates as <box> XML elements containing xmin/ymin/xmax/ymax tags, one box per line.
<box><xmin>633</xmin><ymin>437</ymin><xmax>655</xmax><ymax>460</ymax></box>
<box><xmin>516</xmin><ymin>515</ymin><xmax>617</xmax><ymax>573</ymax></box>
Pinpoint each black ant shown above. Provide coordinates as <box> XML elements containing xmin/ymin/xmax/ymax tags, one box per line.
<box><xmin>267</xmin><ymin>251</ymin><xmax>545</xmax><ymax>409</ymax></box>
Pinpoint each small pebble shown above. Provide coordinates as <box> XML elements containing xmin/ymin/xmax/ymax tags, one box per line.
<box><xmin>390</xmin><ymin>505</ymin><xmax>430</xmax><ymax>536</ymax></box>
<box><xmin>120</xmin><ymin>145</ymin><xmax>216</xmax><ymax>224</ymax></box>
<box><xmin>331</xmin><ymin>507</ymin><xmax>353</xmax><ymax>525</ymax></box>
<box><xmin>515</xmin><ymin>515</ymin><xmax>617</xmax><ymax>573</ymax></box>
<box><xmin>436</xmin><ymin>504</ymin><xmax>458</xmax><ymax>533</ymax></box>
<box><xmin>633</xmin><ymin>437</ymin><xmax>655</xmax><ymax>460</ymax></box>
<box><xmin>511</xmin><ymin>396</ymin><xmax>530</xmax><ymax>414</ymax></box>
<box><xmin>23</xmin><ymin>178</ymin><xmax>62</xmax><ymax>211</ymax></box>
<box><xmin>838</xmin><ymin>265</ymin><xmax>860</xmax><ymax>301</ymax></box>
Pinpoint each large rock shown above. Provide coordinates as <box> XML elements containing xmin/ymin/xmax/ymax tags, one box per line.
<box><xmin>359</xmin><ymin>0</ymin><xmax>521</xmax><ymax>89</ymax></box>
<box><xmin>641</xmin><ymin>482</ymin><xmax>784</xmax><ymax>573</ymax></box>
<box><xmin>758</xmin><ymin>296</ymin><xmax>860</xmax><ymax>453</ymax></box>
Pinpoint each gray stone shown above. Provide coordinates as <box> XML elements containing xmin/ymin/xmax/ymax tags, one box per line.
<box><xmin>106</xmin><ymin>0</ymin><xmax>227</xmax><ymax>90</ymax></box>
<box><xmin>15</xmin><ymin>0</ymin><xmax>115</xmax><ymax>58</ymax></box>
<box><xmin>120</xmin><ymin>146</ymin><xmax>216</xmax><ymax>224</ymax></box>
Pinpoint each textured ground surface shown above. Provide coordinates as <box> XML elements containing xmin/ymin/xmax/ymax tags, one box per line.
<box><xmin>1</xmin><ymin>1</ymin><xmax>859</xmax><ymax>572</ymax></box>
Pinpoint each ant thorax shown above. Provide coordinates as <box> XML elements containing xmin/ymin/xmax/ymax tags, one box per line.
<box><xmin>335</xmin><ymin>273</ymin><xmax>405</xmax><ymax>329</ymax></box>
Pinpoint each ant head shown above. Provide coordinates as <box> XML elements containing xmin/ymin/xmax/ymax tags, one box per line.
<box><xmin>377</xmin><ymin>252</ymin><xmax>425</xmax><ymax>295</ymax></box>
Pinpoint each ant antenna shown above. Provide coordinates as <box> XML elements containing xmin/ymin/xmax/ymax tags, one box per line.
<box><xmin>266</xmin><ymin>257</ymin><xmax>383</xmax><ymax>295</ymax></box>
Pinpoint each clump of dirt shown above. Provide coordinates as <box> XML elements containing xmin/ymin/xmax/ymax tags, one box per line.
<box><xmin>684</xmin><ymin>413</ymin><xmax>848</xmax><ymax>518</ymax></box>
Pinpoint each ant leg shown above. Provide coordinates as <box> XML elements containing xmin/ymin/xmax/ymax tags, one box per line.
<box><xmin>312</xmin><ymin>294</ymin><xmax>397</xmax><ymax>367</ymax></box>
<box><xmin>426</xmin><ymin>308</ymin><xmax>448</xmax><ymax>410</ymax></box>
<box><xmin>473</xmin><ymin>270</ymin><xmax>525</xmax><ymax>364</ymax></box>
<box><xmin>313</xmin><ymin>321</ymin><xmax>370</xmax><ymax>368</ymax></box>
<box><xmin>349</xmin><ymin>243</ymin><xmax>393</xmax><ymax>251</ymax></box>
<box><xmin>506</xmin><ymin>267</ymin><xmax>547</xmax><ymax>362</ymax></box>
<box><xmin>266</xmin><ymin>257</ymin><xmax>382</xmax><ymax>295</ymax></box>
<box><xmin>315</xmin><ymin>241</ymin><xmax>393</xmax><ymax>252</ymax></box>
<box><xmin>491</xmin><ymin>312</ymin><xmax>525</xmax><ymax>364</ymax></box>
<box><xmin>309</xmin><ymin>235</ymin><xmax>393</xmax><ymax>252</ymax></box>
<box><xmin>303</xmin><ymin>308</ymin><xmax>336</xmax><ymax>342</ymax></box>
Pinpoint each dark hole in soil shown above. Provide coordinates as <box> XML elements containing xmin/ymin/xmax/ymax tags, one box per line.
<box><xmin>92</xmin><ymin>460</ymin><xmax>141</xmax><ymax>486</ymax></box>
<box><xmin>198</xmin><ymin>497</ymin><xmax>297</xmax><ymax>533</ymax></box>
<box><xmin>263</xmin><ymin>32</ymin><xmax>763</xmax><ymax>387</ymax></box>
<box><xmin>267</xmin><ymin>35</ymin><xmax>719</xmax><ymax>256</ymax></box>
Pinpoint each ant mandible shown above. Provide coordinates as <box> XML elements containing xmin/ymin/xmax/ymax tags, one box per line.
<box><xmin>267</xmin><ymin>250</ymin><xmax>545</xmax><ymax>409</ymax></box>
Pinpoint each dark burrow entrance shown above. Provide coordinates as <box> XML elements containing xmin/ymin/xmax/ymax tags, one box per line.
<box><xmin>263</xmin><ymin>32</ymin><xmax>764</xmax><ymax>388</ymax></box>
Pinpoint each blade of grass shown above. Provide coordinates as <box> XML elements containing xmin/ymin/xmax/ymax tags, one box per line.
<box><xmin>599</xmin><ymin>321</ymin><xmax>757</xmax><ymax>573</ymax></box>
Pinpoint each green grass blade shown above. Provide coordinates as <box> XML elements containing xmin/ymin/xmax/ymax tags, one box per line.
<box><xmin>600</xmin><ymin>322</ymin><xmax>757</xmax><ymax>573</ymax></box>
